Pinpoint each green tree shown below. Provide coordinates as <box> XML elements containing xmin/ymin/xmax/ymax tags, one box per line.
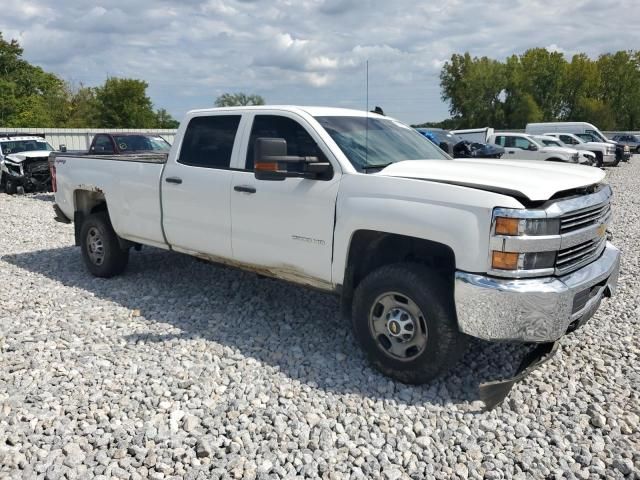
<box><xmin>65</xmin><ymin>84</ymin><xmax>100</xmax><ymax>127</ymax></box>
<box><xmin>95</xmin><ymin>77</ymin><xmax>156</xmax><ymax>128</ymax></box>
<box><xmin>215</xmin><ymin>92</ymin><xmax>265</xmax><ymax>107</ymax></box>
<box><xmin>0</xmin><ymin>32</ymin><xmax>67</xmax><ymax>126</ymax></box>
<box><xmin>154</xmin><ymin>108</ymin><xmax>180</xmax><ymax>128</ymax></box>
<box><xmin>597</xmin><ymin>51</ymin><xmax>640</xmax><ymax>130</ymax></box>
<box><xmin>440</xmin><ymin>53</ymin><xmax>505</xmax><ymax>128</ymax></box>
<box><xmin>561</xmin><ymin>53</ymin><xmax>601</xmax><ymax>120</ymax></box>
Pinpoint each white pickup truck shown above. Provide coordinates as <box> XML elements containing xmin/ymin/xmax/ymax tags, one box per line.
<box><xmin>51</xmin><ymin>106</ymin><xmax>620</xmax><ymax>407</ymax></box>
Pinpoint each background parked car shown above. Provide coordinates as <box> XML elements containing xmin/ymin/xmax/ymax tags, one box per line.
<box><xmin>487</xmin><ymin>132</ymin><xmax>581</xmax><ymax>163</ymax></box>
<box><xmin>88</xmin><ymin>133</ymin><xmax>171</xmax><ymax>155</ymax></box>
<box><xmin>611</xmin><ymin>134</ymin><xmax>640</xmax><ymax>154</ymax></box>
<box><xmin>542</xmin><ymin>132</ymin><xmax>616</xmax><ymax>167</ymax></box>
<box><xmin>532</xmin><ymin>135</ymin><xmax>595</xmax><ymax>165</ymax></box>
<box><xmin>416</xmin><ymin>128</ymin><xmax>504</xmax><ymax>158</ymax></box>
<box><xmin>0</xmin><ymin>134</ymin><xmax>56</xmax><ymax>194</ymax></box>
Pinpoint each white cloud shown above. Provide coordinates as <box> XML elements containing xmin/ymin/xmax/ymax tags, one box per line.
<box><xmin>1</xmin><ymin>0</ymin><xmax>639</xmax><ymax>124</ymax></box>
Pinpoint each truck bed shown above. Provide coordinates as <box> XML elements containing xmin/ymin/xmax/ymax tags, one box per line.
<box><xmin>51</xmin><ymin>152</ymin><xmax>169</xmax><ymax>248</ymax></box>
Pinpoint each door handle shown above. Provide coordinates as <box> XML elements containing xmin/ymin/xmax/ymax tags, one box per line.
<box><xmin>234</xmin><ymin>185</ymin><xmax>256</xmax><ymax>194</ymax></box>
<box><xmin>507</xmin><ymin>151</ymin><xmax>515</xmax><ymax>154</ymax></box>
<box><xmin>165</xmin><ymin>177</ymin><xmax>182</xmax><ymax>184</ymax></box>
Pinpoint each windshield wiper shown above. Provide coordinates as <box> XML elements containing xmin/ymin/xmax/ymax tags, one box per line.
<box><xmin>362</xmin><ymin>162</ymin><xmax>392</xmax><ymax>172</ymax></box>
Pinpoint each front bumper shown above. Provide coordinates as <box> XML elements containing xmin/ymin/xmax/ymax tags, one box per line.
<box><xmin>603</xmin><ymin>153</ymin><xmax>617</xmax><ymax>165</ymax></box>
<box><xmin>454</xmin><ymin>242</ymin><xmax>620</xmax><ymax>342</ymax></box>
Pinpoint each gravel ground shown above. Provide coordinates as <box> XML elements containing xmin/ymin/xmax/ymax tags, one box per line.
<box><xmin>1</xmin><ymin>160</ymin><xmax>639</xmax><ymax>480</ymax></box>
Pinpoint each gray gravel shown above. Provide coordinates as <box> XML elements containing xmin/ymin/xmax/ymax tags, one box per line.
<box><xmin>1</xmin><ymin>161</ymin><xmax>639</xmax><ymax>479</ymax></box>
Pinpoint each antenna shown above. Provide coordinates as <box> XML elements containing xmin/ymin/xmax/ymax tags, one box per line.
<box><xmin>365</xmin><ymin>60</ymin><xmax>369</xmax><ymax>164</ymax></box>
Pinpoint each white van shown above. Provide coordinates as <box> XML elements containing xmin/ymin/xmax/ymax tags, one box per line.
<box><xmin>525</xmin><ymin>122</ymin><xmax>613</xmax><ymax>144</ymax></box>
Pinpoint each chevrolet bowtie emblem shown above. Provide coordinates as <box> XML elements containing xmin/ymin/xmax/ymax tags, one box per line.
<box><xmin>597</xmin><ymin>224</ymin><xmax>607</xmax><ymax>238</ymax></box>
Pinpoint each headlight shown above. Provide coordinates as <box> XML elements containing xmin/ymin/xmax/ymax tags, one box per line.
<box><xmin>491</xmin><ymin>251</ymin><xmax>556</xmax><ymax>271</ymax></box>
<box><xmin>607</xmin><ymin>147</ymin><xmax>615</xmax><ymax>155</ymax></box>
<box><xmin>4</xmin><ymin>161</ymin><xmax>21</xmax><ymax>175</ymax></box>
<box><xmin>494</xmin><ymin>217</ymin><xmax>560</xmax><ymax>236</ymax></box>
<box><xmin>491</xmin><ymin>210</ymin><xmax>561</xmax><ymax>277</ymax></box>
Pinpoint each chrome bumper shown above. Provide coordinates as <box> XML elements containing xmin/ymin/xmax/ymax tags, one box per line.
<box><xmin>603</xmin><ymin>153</ymin><xmax>617</xmax><ymax>165</ymax></box>
<box><xmin>454</xmin><ymin>242</ymin><xmax>620</xmax><ymax>342</ymax></box>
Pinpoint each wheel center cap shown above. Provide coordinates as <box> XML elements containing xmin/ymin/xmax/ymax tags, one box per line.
<box><xmin>388</xmin><ymin>320</ymin><xmax>400</xmax><ymax>335</ymax></box>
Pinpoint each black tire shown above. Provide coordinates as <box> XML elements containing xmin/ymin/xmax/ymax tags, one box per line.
<box><xmin>546</xmin><ymin>158</ymin><xmax>564</xmax><ymax>163</ymax></box>
<box><xmin>5</xmin><ymin>178</ymin><xmax>17</xmax><ymax>195</ymax></box>
<box><xmin>80</xmin><ymin>211</ymin><xmax>129</xmax><ymax>278</ymax></box>
<box><xmin>593</xmin><ymin>151</ymin><xmax>603</xmax><ymax>168</ymax></box>
<box><xmin>611</xmin><ymin>156</ymin><xmax>620</xmax><ymax>167</ymax></box>
<box><xmin>636</xmin><ymin>146</ymin><xmax>640</xmax><ymax>154</ymax></box>
<box><xmin>351</xmin><ymin>263</ymin><xmax>467</xmax><ymax>384</ymax></box>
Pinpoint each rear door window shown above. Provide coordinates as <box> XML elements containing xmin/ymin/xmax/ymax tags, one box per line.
<box><xmin>178</xmin><ymin>115</ymin><xmax>241</xmax><ymax>168</ymax></box>
<box><xmin>494</xmin><ymin>136</ymin><xmax>506</xmax><ymax>146</ymax></box>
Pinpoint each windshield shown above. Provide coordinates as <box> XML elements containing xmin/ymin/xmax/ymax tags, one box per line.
<box><xmin>577</xmin><ymin>133</ymin><xmax>598</xmax><ymax>142</ymax></box>
<box><xmin>1</xmin><ymin>140</ymin><xmax>54</xmax><ymax>155</ymax></box>
<box><xmin>585</xmin><ymin>129</ymin><xmax>609</xmax><ymax>142</ymax></box>
<box><xmin>315</xmin><ymin>116</ymin><xmax>450</xmax><ymax>171</ymax></box>
<box><xmin>539</xmin><ymin>138</ymin><xmax>563</xmax><ymax>147</ymax></box>
<box><xmin>114</xmin><ymin>135</ymin><xmax>171</xmax><ymax>152</ymax></box>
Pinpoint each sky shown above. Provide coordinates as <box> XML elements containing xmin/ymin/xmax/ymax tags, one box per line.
<box><xmin>1</xmin><ymin>0</ymin><xmax>638</xmax><ymax>125</ymax></box>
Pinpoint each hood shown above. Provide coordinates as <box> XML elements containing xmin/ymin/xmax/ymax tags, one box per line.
<box><xmin>540</xmin><ymin>146</ymin><xmax>578</xmax><ymax>155</ymax></box>
<box><xmin>378</xmin><ymin>159</ymin><xmax>606</xmax><ymax>202</ymax></box>
<box><xmin>4</xmin><ymin>151</ymin><xmax>52</xmax><ymax>163</ymax></box>
<box><xmin>583</xmin><ymin>141</ymin><xmax>612</xmax><ymax>149</ymax></box>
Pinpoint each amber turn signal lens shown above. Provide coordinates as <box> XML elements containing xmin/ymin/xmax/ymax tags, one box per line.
<box><xmin>492</xmin><ymin>251</ymin><xmax>519</xmax><ymax>270</ymax></box>
<box><xmin>255</xmin><ymin>161</ymin><xmax>279</xmax><ymax>171</ymax></box>
<box><xmin>495</xmin><ymin>217</ymin><xmax>520</xmax><ymax>236</ymax></box>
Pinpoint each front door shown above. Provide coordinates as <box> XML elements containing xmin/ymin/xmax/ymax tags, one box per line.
<box><xmin>162</xmin><ymin>114</ymin><xmax>244</xmax><ymax>259</ymax></box>
<box><xmin>503</xmin><ymin>135</ymin><xmax>539</xmax><ymax>160</ymax></box>
<box><xmin>230</xmin><ymin>113</ymin><xmax>341</xmax><ymax>287</ymax></box>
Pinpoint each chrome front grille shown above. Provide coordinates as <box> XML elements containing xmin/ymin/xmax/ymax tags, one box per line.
<box><xmin>556</xmin><ymin>236</ymin><xmax>607</xmax><ymax>275</ymax></box>
<box><xmin>560</xmin><ymin>202</ymin><xmax>611</xmax><ymax>233</ymax></box>
<box><xmin>555</xmin><ymin>193</ymin><xmax>611</xmax><ymax>275</ymax></box>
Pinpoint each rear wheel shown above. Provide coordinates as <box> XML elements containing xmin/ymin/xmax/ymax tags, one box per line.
<box><xmin>352</xmin><ymin>263</ymin><xmax>467</xmax><ymax>384</ymax></box>
<box><xmin>80</xmin><ymin>211</ymin><xmax>129</xmax><ymax>277</ymax></box>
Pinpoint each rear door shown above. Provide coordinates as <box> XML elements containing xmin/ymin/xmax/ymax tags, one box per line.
<box><xmin>229</xmin><ymin>113</ymin><xmax>341</xmax><ymax>286</ymax></box>
<box><xmin>161</xmin><ymin>113</ymin><xmax>244</xmax><ymax>259</ymax></box>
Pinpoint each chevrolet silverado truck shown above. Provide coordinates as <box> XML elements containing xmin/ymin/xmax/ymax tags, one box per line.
<box><xmin>1</xmin><ymin>134</ymin><xmax>55</xmax><ymax>194</ymax></box>
<box><xmin>488</xmin><ymin>132</ymin><xmax>582</xmax><ymax>164</ymax></box>
<box><xmin>50</xmin><ymin>107</ymin><xmax>620</xmax><ymax>408</ymax></box>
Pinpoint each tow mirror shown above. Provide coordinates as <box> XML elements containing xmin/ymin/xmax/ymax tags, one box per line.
<box><xmin>59</xmin><ymin>144</ymin><xmax>67</xmax><ymax>153</ymax></box>
<box><xmin>254</xmin><ymin>137</ymin><xmax>332</xmax><ymax>181</ymax></box>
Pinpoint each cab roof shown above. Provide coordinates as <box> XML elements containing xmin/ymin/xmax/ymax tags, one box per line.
<box><xmin>186</xmin><ymin>105</ymin><xmax>389</xmax><ymax>119</ymax></box>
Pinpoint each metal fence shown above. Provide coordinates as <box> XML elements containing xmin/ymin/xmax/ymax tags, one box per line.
<box><xmin>0</xmin><ymin>128</ymin><xmax>177</xmax><ymax>151</ymax></box>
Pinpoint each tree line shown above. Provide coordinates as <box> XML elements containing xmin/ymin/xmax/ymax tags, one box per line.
<box><xmin>0</xmin><ymin>33</ymin><xmax>182</xmax><ymax>129</ymax></box>
<box><xmin>420</xmin><ymin>48</ymin><xmax>640</xmax><ymax>131</ymax></box>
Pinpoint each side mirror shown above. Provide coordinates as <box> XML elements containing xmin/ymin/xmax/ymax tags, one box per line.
<box><xmin>528</xmin><ymin>144</ymin><xmax>538</xmax><ymax>151</ymax></box>
<box><xmin>59</xmin><ymin>144</ymin><xmax>67</xmax><ymax>152</ymax></box>
<box><xmin>254</xmin><ymin>137</ymin><xmax>332</xmax><ymax>181</ymax></box>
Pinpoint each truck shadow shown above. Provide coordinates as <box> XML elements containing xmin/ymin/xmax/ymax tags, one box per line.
<box><xmin>3</xmin><ymin>245</ymin><xmax>535</xmax><ymax>409</ymax></box>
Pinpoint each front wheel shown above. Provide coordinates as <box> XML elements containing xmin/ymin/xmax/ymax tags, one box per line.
<box><xmin>4</xmin><ymin>178</ymin><xmax>17</xmax><ymax>195</ymax></box>
<box><xmin>80</xmin><ymin>212</ymin><xmax>129</xmax><ymax>277</ymax></box>
<box><xmin>351</xmin><ymin>263</ymin><xmax>467</xmax><ymax>384</ymax></box>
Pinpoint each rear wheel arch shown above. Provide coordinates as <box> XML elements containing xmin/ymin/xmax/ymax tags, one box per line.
<box><xmin>73</xmin><ymin>189</ymin><xmax>109</xmax><ymax>246</ymax></box>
